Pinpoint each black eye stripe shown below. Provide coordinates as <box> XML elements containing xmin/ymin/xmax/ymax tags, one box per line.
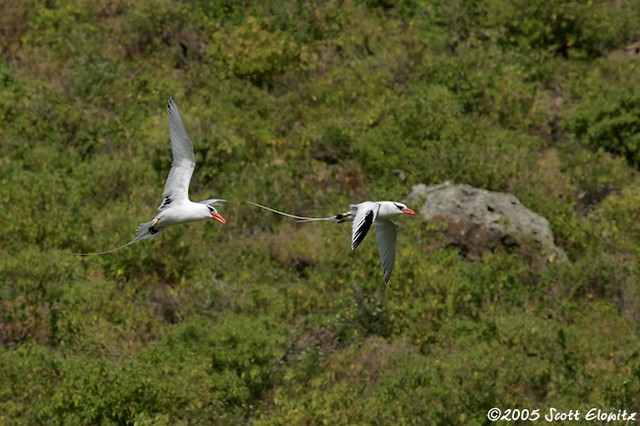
<box><xmin>395</xmin><ymin>204</ymin><xmax>404</xmax><ymax>210</ymax></box>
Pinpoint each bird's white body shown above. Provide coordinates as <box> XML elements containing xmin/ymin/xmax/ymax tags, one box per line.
<box><xmin>78</xmin><ymin>98</ymin><xmax>226</xmax><ymax>255</ymax></box>
<box><xmin>247</xmin><ymin>200</ymin><xmax>416</xmax><ymax>283</ymax></box>
<box><xmin>155</xmin><ymin>202</ymin><xmax>216</xmax><ymax>227</ymax></box>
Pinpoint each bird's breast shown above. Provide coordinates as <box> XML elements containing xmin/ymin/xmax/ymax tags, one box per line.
<box><xmin>157</xmin><ymin>204</ymin><xmax>208</xmax><ymax>227</ymax></box>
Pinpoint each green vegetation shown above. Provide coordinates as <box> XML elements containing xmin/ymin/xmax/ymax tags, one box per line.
<box><xmin>2</xmin><ymin>0</ymin><xmax>640</xmax><ymax>424</ymax></box>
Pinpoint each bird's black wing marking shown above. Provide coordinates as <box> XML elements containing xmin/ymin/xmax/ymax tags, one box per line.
<box><xmin>158</xmin><ymin>197</ymin><xmax>172</xmax><ymax>211</ymax></box>
<box><xmin>352</xmin><ymin>209</ymin><xmax>374</xmax><ymax>250</ymax></box>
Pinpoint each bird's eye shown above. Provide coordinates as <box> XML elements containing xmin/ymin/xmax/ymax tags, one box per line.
<box><xmin>395</xmin><ymin>203</ymin><xmax>404</xmax><ymax>211</ymax></box>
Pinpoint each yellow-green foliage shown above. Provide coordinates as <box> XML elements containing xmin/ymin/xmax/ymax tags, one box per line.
<box><xmin>1</xmin><ymin>0</ymin><xmax>640</xmax><ymax>424</ymax></box>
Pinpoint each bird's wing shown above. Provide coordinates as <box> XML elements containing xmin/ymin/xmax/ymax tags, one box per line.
<box><xmin>158</xmin><ymin>98</ymin><xmax>196</xmax><ymax>211</ymax></box>
<box><xmin>351</xmin><ymin>202</ymin><xmax>379</xmax><ymax>250</ymax></box>
<box><xmin>374</xmin><ymin>219</ymin><xmax>398</xmax><ymax>284</ymax></box>
<box><xmin>199</xmin><ymin>198</ymin><xmax>228</xmax><ymax>206</ymax></box>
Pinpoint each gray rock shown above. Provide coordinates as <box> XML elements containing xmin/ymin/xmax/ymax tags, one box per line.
<box><xmin>406</xmin><ymin>182</ymin><xmax>567</xmax><ymax>264</ymax></box>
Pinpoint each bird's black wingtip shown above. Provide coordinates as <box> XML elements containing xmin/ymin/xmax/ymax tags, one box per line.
<box><xmin>351</xmin><ymin>210</ymin><xmax>374</xmax><ymax>250</ymax></box>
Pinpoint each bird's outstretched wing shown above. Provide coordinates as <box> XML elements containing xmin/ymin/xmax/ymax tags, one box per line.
<box><xmin>350</xmin><ymin>202</ymin><xmax>379</xmax><ymax>250</ymax></box>
<box><xmin>199</xmin><ymin>198</ymin><xmax>228</xmax><ymax>207</ymax></box>
<box><xmin>374</xmin><ymin>219</ymin><xmax>398</xmax><ymax>284</ymax></box>
<box><xmin>158</xmin><ymin>98</ymin><xmax>195</xmax><ymax>211</ymax></box>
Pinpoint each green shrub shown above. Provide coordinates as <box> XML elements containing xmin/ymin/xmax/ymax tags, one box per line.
<box><xmin>2</xmin><ymin>0</ymin><xmax>640</xmax><ymax>424</ymax></box>
<box><xmin>569</xmin><ymin>85</ymin><xmax>640</xmax><ymax>168</ymax></box>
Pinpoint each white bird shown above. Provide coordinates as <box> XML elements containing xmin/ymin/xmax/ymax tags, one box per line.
<box><xmin>77</xmin><ymin>98</ymin><xmax>227</xmax><ymax>256</ymax></box>
<box><xmin>247</xmin><ymin>201</ymin><xmax>416</xmax><ymax>283</ymax></box>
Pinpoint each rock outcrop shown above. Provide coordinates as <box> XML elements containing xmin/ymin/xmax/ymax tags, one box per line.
<box><xmin>407</xmin><ymin>182</ymin><xmax>567</xmax><ymax>264</ymax></box>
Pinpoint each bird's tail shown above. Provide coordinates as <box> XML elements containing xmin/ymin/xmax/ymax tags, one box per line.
<box><xmin>74</xmin><ymin>220</ymin><xmax>160</xmax><ymax>256</ymax></box>
<box><xmin>134</xmin><ymin>220</ymin><xmax>161</xmax><ymax>241</ymax></box>
<box><xmin>246</xmin><ymin>201</ymin><xmax>348</xmax><ymax>223</ymax></box>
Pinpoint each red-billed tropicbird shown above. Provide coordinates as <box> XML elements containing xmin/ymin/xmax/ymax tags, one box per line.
<box><xmin>247</xmin><ymin>201</ymin><xmax>416</xmax><ymax>283</ymax></box>
<box><xmin>77</xmin><ymin>98</ymin><xmax>226</xmax><ymax>255</ymax></box>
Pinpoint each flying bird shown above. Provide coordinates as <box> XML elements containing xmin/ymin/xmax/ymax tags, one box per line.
<box><xmin>77</xmin><ymin>98</ymin><xmax>227</xmax><ymax>255</ymax></box>
<box><xmin>247</xmin><ymin>201</ymin><xmax>416</xmax><ymax>283</ymax></box>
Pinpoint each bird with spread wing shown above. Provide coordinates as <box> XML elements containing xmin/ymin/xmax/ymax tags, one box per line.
<box><xmin>77</xmin><ymin>98</ymin><xmax>226</xmax><ymax>255</ymax></box>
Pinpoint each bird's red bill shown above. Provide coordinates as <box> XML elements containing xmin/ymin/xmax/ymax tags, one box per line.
<box><xmin>211</xmin><ymin>212</ymin><xmax>227</xmax><ymax>224</ymax></box>
<box><xmin>403</xmin><ymin>207</ymin><xmax>416</xmax><ymax>216</ymax></box>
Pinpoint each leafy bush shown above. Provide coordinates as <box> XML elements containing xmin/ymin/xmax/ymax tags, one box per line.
<box><xmin>569</xmin><ymin>85</ymin><xmax>640</xmax><ymax>168</ymax></box>
<box><xmin>2</xmin><ymin>0</ymin><xmax>640</xmax><ymax>424</ymax></box>
<box><xmin>481</xmin><ymin>0</ymin><xmax>640</xmax><ymax>58</ymax></box>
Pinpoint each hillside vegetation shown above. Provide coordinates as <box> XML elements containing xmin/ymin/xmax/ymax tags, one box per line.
<box><xmin>2</xmin><ymin>1</ymin><xmax>640</xmax><ymax>424</ymax></box>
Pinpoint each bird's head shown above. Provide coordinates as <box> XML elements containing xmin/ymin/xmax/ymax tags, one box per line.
<box><xmin>205</xmin><ymin>204</ymin><xmax>227</xmax><ymax>224</ymax></box>
<box><xmin>393</xmin><ymin>202</ymin><xmax>416</xmax><ymax>216</ymax></box>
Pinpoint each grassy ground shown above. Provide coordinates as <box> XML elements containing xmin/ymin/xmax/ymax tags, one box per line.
<box><xmin>1</xmin><ymin>1</ymin><xmax>640</xmax><ymax>424</ymax></box>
